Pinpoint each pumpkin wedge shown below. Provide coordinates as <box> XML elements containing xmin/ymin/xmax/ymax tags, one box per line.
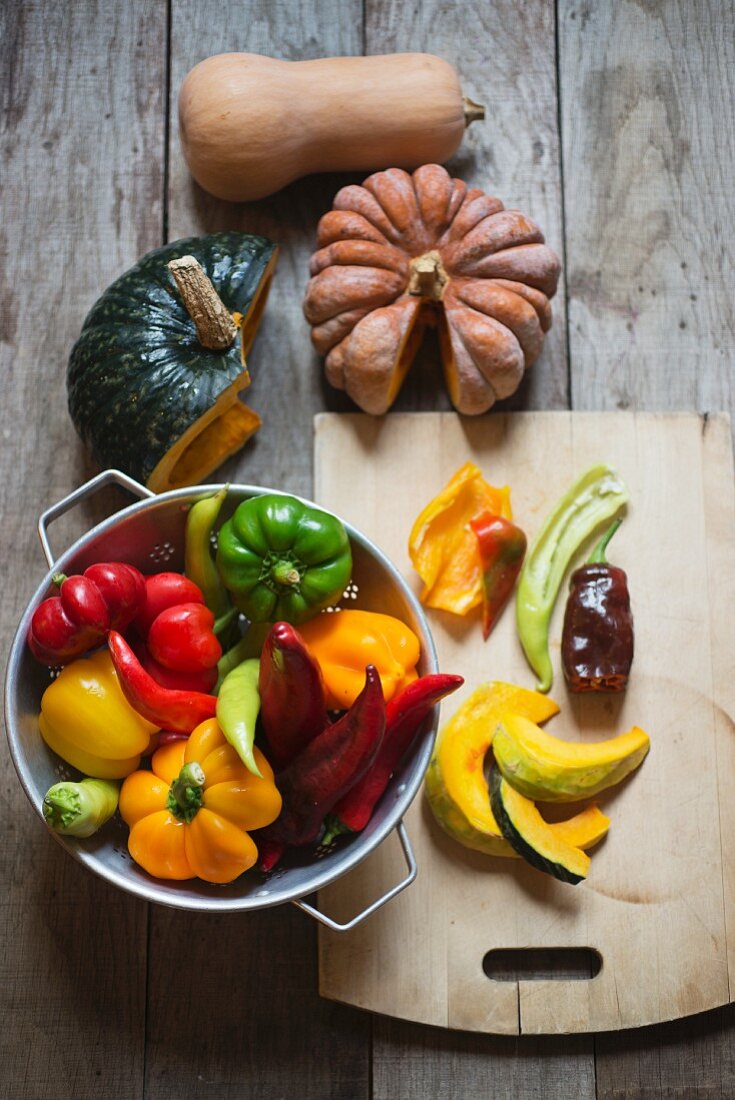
<box><xmin>68</xmin><ymin>233</ymin><xmax>278</xmax><ymax>492</ymax></box>
<box><xmin>424</xmin><ymin>682</ymin><xmax>609</xmax><ymax>856</ymax></box>
<box><xmin>493</xmin><ymin>713</ymin><xmax>650</xmax><ymax>803</ymax></box>
<box><xmin>489</xmin><ymin>767</ymin><xmax>591</xmax><ymax>884</ymax></box>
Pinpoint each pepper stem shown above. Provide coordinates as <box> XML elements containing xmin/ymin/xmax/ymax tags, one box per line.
<box><xmin>587</xmin><ymin>517</ymin><xmax>623</xmax><ymax>565</ymax></box>
<box><xmin>167</xmin><ymin>761</ymin><xmax>206</xmax><ymax>823</ymax></box>
<box><xmin>271</xmin><ymin>562</ymin><xmax>301</xmax><ymax>588</ymax></box>
<box><xmin>51</xmin><ymin>572</ymin><xmax>67</xmax><ymax>587</ymax></box>
<box><xmin>167</xmin><ymin>256</ymin><xmax>238</xmax><ymax>350</ymax></box>
<box><xmin>320</xmin><ymin>815</ymin><xmax>352</xmax><ymax>848</ymax></box>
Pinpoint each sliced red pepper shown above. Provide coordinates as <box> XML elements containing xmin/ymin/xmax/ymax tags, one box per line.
<box><xmin>470</xmin><ymin>513</ymin><xmax>527</xmax><ymax>640</ymax></box>
<box><xmin>259</xmin><ymin>622</ymin><xmax>330</xmax><ymax>770</ymax></box>
<box><xmin>256</xmin><ymin>664</ymin><xmax>386</xmax><ymax>870</ymax></box>
<box><xmin>147</xmin><ymin>602</ymin><xmax>222</xmax><ymax>674</ymax></box>
<box><xmin>132</xmin><ymin>638</ymin><xmax>218</xmax><ymax>694</ymax></box>
<box><xmin>28</xmin><ymin>562</ymin><xmax>145</xmax><ymax>666</ymax></box>
<box><xmin>133</xmin><ymin>572</ymin><xmax>205</xmax><ymax>637</ymax></box>
<box><xmin>108</xmin><ymin>631</ymin><xmax>217</xmax><ymax>734</ymax></box>
<box><xmin>322</xmin><ymin>672</ymin><xmax>464</xmax><ymax>844</ymax></box>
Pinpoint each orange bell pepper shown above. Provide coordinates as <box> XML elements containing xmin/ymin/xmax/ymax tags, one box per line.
<box><xmin>408</xmin><ymin>462</ymin><xmax>512</xmax><ymax>615</ymax></box>
<box><xmin>119</xmin><ymin>718</ymin><xmax>281</xmax><ymax>883</ymax></box>
<box><xmin>298</xmin><ymin>609</ymin><xmax>420</xmax><ymax>709</ymax></box>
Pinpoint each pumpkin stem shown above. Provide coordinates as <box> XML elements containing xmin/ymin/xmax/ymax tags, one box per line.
<box><xmin>167</xmin><ymin>255</ymin><xmax>238</xmax><ymax>350</ymax></box>
<box><xmin>463</xmin><ymin>97</ymin><xmax>486</xmax><ymax>127</ymax></box>
<box><xmin>408</xmin><ymin>251</ymin><xmax>449</xmax><ymax>302</ymax></box>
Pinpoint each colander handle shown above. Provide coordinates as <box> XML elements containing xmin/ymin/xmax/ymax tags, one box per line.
<box><xmin>38</xmin><ymin>469</ymin><xmax>155</xmax><ymax>568</ymax></box>
<box><xmin>293</xmin><ymin>820</ymin><xmax>417</xmax><ymax>933</ymax></box>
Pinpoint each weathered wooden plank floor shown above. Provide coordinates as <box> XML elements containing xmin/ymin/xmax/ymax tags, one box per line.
<box><xmin>1</xmin><ymin>0</ymin><xmax>734</xmax><ymax>1096</ymax></box>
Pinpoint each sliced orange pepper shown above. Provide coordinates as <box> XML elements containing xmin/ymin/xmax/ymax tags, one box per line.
<box><xmin>408</xmin><ymin>462</ymin><xmax>512</xmax><ymax>615</ymax></box>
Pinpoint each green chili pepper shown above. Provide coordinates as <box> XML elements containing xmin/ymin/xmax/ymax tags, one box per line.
<box><xmin>43</xmin><ymin>778</ymin><xmax>119</xmax><ymax>838</ymax></box>
<box><xmin>216</xmin><ymin>658</ymin><xmax>262</xmax><ymax>777</ymax></box>
<box><xmin>216</xmin><ymin>494</ymin><xmax>352</xmax><ymax>625</ymax></box>
<box><xmin>185</xmin><ymin>486</ymin><xmax>232</xmax><ymax>624</ymax></box>
<box><xmin>515</xmin><ymin>464</ymin><xmax>629</xmax><ymax>693</ymax></box>
<box><xmin>215</xmin><ymin>622</ymin><xmax>272</xmax><ymax>692</ymax></box>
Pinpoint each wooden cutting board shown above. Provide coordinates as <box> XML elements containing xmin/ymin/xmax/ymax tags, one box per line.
<box><xmin>313</xmin><ymin>411</ymin><xmax>735</xmax><ymax>1035</ymax></box>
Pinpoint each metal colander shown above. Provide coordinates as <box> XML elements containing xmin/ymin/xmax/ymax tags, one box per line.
<box><xmin>5</xmin><ymin>470</ymin><xmax>438</xmax><ymax>931</ymax></box>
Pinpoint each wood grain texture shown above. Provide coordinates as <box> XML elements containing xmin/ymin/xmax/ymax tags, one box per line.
<box><xmin>142</xmin><ymin>3</ymin><xmax>370</xmax><ymax>1097</ymax></box>
<box><xmin>365</xmin><ymin>0</ymin><xmax>569</xmax><ymax>415</ymax></box>
<box><xmin>0</xmin><ymin>0</ymin><xmax>166</xmax><ymax>1097</ymax></box>
<box><xmin>560</xmin><ymin>0</ymin><xmax>735</xmax><ymax>1091</ymax></box>
<box><xmin>372</xmin><ymin>1022</ymin><xmax>595</xmax><ymax>1100</ymax></box>
<box><xmin>316</xmin><ymin>411</ymin><xmax>735</xmax><ymax>1035</ymax></box>
<box><xmin>559</xmin><ymin>0</ymin><xmax>735</xmax><ymax>419</ymax></box>
<box><xmin>167</xmin><ymin>0</ymin><xmax>363</xmax><ymax>502</ymax></box>
<box><xmin>4</xmin><ymin>0</ymin><xmax>735</xmax><ymax>1095</ymax></box>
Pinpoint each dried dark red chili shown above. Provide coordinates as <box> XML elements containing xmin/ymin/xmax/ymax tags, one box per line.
<box><xmin>561</xmin><ymin>518</ymin><xmax>634</xmax><ymax>693</ymax></box>
<box><xmin>256</xmin><ymin>664</ymin><xmax>386</xmax><ymax>871</ymax></box>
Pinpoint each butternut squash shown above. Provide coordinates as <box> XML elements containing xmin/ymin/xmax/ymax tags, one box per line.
<box><xmin>178</xmin><ymin>53</ymin><xmax>485</xmax><ymax>202</ymax></box>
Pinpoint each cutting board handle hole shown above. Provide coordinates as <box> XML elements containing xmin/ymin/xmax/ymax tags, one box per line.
<box><xmin>483</xmin><ymin>947</ymin><xmax>602</xmax><ymax>982</ymax></box>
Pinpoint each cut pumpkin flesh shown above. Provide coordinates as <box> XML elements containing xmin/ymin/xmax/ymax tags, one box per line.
<box><xmin>149</xmin><ymin>381</ymin><xmax>262</xmax><ymax>493</ymax></box>
<box><xmin>489</xmin><ymin>767</ymin><xmax>590</xmax><ymax>884</ymax></box>
<box><xmin>493</xmin><ymin>713</ymin><xmax>650</xmax><ymax>803</ymax></box>
<box><xmin>424</xmin><ymin>682</ymin><xmax>609</xmax><ymax>857</ymax></box>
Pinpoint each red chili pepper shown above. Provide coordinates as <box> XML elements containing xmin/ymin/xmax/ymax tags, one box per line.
<box><xmin>133</xmin><ymin>572</ymin><xmax>205</xmax><ymax>637</ymax></box>
<box><xmin>108</xmin><ymin>631</ymin><xmax>217</xmax><ymax>733</ymax></box>
<box><xmin>256</xmin><ymin>665</ymin><xmax>386</xmax><ymax>871</ymax></box>
<box><xmin>28</xmin><ymin>562</ymin><xmax>145</xmax><ymax>666</ymax></box>
<box><xmin>147</xmin><ymin>602</ymin><xmax>222</xmax><ymax>674</ymax></box>
<box><xmin>132</xmin><ymin>638</ymin><xmax>218</xmax><ymax>694</ymax></box>
<box><xmin>259</xmin><ymin>622</ymin><xmax>330</xmax><ymax>770</ymax></box>
<box><xmin>322</xmin><ymin>672</ymin><xmax>464</xmax><ymax>845</ymax></box>
<box><xmin>470</xmin><ymin>513</ymin><xmax>527</xmax><ymax>640</ymax></box>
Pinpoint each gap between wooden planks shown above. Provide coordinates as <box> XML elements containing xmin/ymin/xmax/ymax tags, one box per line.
<box><xmin>313</xmin><ymin>410</ymin><xmax>735</xmax><ymax>1035</ymax></box>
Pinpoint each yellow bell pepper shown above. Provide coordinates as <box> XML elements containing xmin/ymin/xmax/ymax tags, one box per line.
<box><xmin>119</xmin><ymin>719</ymin><xmax>282</xmax><ymax>883</ymax></box>
<box><xmin>39</xmin><ymin>650</ymin><xmax>158</xmax><ymax>779</ymax></box>
<box><xmin>408</xmin><ymin>461</ymin><xmax>512</xmax><ymax>615</ymax></box>
<box><xmin>298</xmin><ymin>609</ymin><xmax>420</xmax><ymax>709</ymax></box>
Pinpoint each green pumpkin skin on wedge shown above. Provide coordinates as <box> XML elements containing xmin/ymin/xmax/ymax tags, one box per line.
<box><xmin>489</xmin><ymin>767</ymin><xmax>590</xmax><ymax>884</ymax></box>
<box><xmin>67</xmin><ymin>233</ymin><xmax>278</xmax><ymax>490</ymax></box>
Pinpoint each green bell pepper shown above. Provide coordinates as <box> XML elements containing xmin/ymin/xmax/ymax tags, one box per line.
<box><xmin>216</xmin><ymin>494</ymin><xmax>352</xmax><ymax>625</ymax></box>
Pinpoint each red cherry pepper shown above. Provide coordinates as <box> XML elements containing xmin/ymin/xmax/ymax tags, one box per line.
<box><xmin>28</xmin><ymin>562</ymin><xmax>145</xmax><ymax>666</ymax></box>
<box><xmin>470</xmin><ymin>513</ymin><xmax>527</xmax><ymax>640</ymax></box>
<box><xmin>322</xmin><ymin>672</ymin><xmax>464</xmax><ymax>844</ymax></box>
<box><xmin>147</xmin><ymin>603</ymin><xmax>222</xmax><ymax>674</ymax></box>
<box><xmin>259</xmin><ymin>622</ymin><xmax>330</xmax><ymax>770</ymax></box>
<box><xmin>133</xmin><ymin>572</ymin><xmax>205</xmax><ymax>637</ymax></box>
<box><xmin>108</xmin><ymin>631</ymin><xmax>217</xmax><ymax>733</ymax></box>
<box><xmin>257</xmin><ymin>665</ymin><xmax>386</xmax><ymax>871</ymax></box>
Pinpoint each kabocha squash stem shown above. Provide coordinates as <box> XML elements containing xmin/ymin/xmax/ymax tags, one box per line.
<box><xmin>167</xmin><ymin>256</ymin><xmax>238</xmax><ymax>350</ymax></box>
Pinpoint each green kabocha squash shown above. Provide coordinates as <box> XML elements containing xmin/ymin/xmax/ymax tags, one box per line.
<box><xmin>67</xmin><ymin>233</ymin><xmax>278</xmax><ymax>491</ymax></box>
<box><xmin>489</xmin><ymin>767</ymin><xmax>590</xmax><ymax>885</ymax></box>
